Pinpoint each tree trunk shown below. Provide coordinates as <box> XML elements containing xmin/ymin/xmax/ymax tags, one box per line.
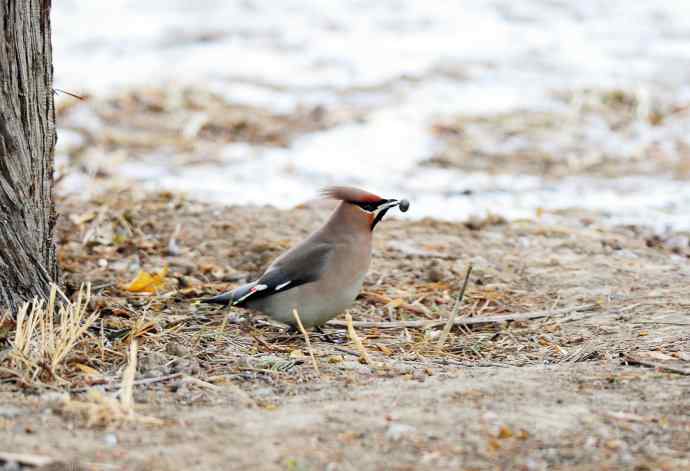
<box><xmin>0</xmin><ymin>0</ymin><xmax>58</xmax><ymax>312</ymax></box>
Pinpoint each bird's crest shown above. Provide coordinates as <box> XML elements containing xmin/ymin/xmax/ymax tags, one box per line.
<box><xmin>320</xmin><ymin>186</ymin><xmax>382</xmax><ymax>204</ymax></box>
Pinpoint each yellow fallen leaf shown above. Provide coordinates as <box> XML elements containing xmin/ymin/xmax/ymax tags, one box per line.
<box><xmin>124</xmin><ymin>265</ymin><xmax>168</xmax><ymax>293</ymax></box>
<box><xmin>497</xmin><ymin>425</ymin><xmax>513</xmax><ymax>439</ymax></box>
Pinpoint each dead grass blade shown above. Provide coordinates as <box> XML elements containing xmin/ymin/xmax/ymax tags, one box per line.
<box><xmin>345</xmin><ymin>312</ymin><xmax>372</xmax><ymax>366</ymax></box>
<box><xmin>437</xmin><ymin>264</ymin><xmax>473</xmax><ymax>350</ymax></box>
<box><xmin>292</xmin><ymin>309</ymin><xmax>320</xmax><ymax>377</ymax></box>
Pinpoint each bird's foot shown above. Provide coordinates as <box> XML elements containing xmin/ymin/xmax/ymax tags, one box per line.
<box><xmin>271</xmin><ymin>325</ymin><xmax>301</xmax><ymax>341</ymax></box>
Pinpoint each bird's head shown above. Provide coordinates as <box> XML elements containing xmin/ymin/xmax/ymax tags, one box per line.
<box><xmin>321</xmin><ymin>186</ymin><xmax>409</xmax><ymax>231</ymax></box>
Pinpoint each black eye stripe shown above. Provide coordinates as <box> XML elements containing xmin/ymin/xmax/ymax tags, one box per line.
<box><xmin>354</xmin><ymin>200</ymin><xmax>388</xmax><ymax>212</ymax></box>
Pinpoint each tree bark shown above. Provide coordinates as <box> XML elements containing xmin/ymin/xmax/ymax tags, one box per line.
<box><xmin>0</xmin><ymin>0</ymin><xmax>58</xmax><ymax>312</ymax></box>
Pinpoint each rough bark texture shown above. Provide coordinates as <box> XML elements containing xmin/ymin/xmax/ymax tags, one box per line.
<box><xmin>0</xmin><ymin>0</ymin><xmax>58</xmax><ymax>312</ymax></box>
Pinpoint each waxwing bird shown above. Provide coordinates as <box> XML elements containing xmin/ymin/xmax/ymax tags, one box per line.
<box><xmin>202</xmin><ymin>186</ymin><xmax>410</xmax><ymax>328</ymax></box>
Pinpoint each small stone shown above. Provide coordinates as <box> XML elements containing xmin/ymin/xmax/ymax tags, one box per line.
<box><xmin>170</xmin><ymin>357</ymin><xmax>200</xmax><ymax>374</ymax></box>
<box><xmin>385</xmin><ymin>423</ymin><xmax>416</xmax><ymax>442</ymax></box>
<box><xmin>427</xmin><ymin>266</ymin><xmax>445</xmax><ymax>282</ymax></box>
<box><xmin>139</xmin><ymin>351</ymin><xmax>168</xmax><ymax>374</ymax></box>
<box><xmin>392</xmin><ymin>363</ymin><xmax>414</xmax><ymax>375</ymax></box>
<box><xmin>253</xmin><ymin>387</ymin><xmax>274</xmax><ymax>398</ymax></box>
<box><xmin>166</xmin><ymin>341</ymin><xmax>188</xmax><ymax>357</ymax></box>
<box><xmin>177</xmin><ymin>276</ymin><xmax>202</xmax><ymax>288</ymax></box>
<box><xmin>103</xmin><ymin>433</ymin><xmax>118</xmax><ymax>447</ymax></box>
<box><xmin>665</xmin><ymin>235</ymin><xmax>689</xmax><ymax>250</ymax></box>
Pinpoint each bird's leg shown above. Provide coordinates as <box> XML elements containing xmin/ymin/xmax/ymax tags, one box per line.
<box><xmin>276</xmin><ymin>324</ymin><xmax>301</xmax><ymax>341</ymax></box>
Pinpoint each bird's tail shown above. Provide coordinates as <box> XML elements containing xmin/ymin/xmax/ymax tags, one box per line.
<box><xmin>200</xmin><ymin>292</ymin><xmax>234</xmax><ymax>306</ymax></box>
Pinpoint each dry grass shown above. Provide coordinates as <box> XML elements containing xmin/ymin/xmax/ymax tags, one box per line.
<box><xmin>6</xmin><ymin>284</ymin><xmax>98</xmax><ymax>384</ymax></box>
<box><xmin>292</xmin><ymin>309</ymin><xmax>320</xmax><ymax>377</ymax></box>
<box><xmin>345</xmin><ymin>312</ymin><xmax>372</xmax><ymax>366</ymax></box>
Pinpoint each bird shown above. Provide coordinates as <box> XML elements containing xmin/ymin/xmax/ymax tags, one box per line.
<box><xmin>202</xmin><ymin>186</ymin><xmax>410</xmax><ymax>328</ymax></box>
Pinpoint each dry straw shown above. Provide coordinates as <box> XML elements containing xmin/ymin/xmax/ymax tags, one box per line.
<box><xmin>292</xmin><ymin>308</ymin><xmax>320</xmax><ymax>377</ymax></box>
<box><xmin>436</xmin><ymin>264</ymin><xmax>473</xmax><ymax>351</ymax></box>
<box><xmin>8</xmin><ymin>284</ymin><xmax>98</xmax><ymax>383</ymax></box>
<box><xmin>345</xmin><ymin>312</ymin><xmax>372</xmax><ymax>366</ymax></box>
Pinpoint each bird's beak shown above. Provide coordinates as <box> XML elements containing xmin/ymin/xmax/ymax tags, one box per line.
<box><xmin>378</xmin><ymin>199</ymin><xmax>401</xmax><ymax>211</ymax></box>
<box><xmin>378</xmin><ymin>198</ymin><xmax>409</xmax><ymax>213</ymax></box>
<box><xmin>370</xmin><ymin>198</ymin><xmax>409</xmax><ymax>230</ymax></box>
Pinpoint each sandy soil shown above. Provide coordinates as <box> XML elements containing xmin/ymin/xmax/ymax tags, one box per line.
<box><xmin>1</xmin><ymin>192</ymin><xmax>689</xmax><ymax>470</ymax></box>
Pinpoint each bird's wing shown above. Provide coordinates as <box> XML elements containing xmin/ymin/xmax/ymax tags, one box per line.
<box><xmin>232</xmin><ymin>242</ymin><xmax>333</xmax><ymax>306</ymax></box>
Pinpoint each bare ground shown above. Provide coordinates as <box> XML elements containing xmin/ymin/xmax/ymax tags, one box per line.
<box><xmin>1</xmin><ymin>192</ymin><xmax>689</xmax><ymax>470</ymax></box>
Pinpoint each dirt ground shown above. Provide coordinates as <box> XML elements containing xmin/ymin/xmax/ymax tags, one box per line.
<box><xmin>0</xmin><ymin>191</ymin><xmax>688</xmax><ymax>470</ymax></box>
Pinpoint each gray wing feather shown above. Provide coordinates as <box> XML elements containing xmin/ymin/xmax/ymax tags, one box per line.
<box><xmin>231</xmin><ymin>241</ymin><xmax>333</xmax><ymax>306</ymax></box>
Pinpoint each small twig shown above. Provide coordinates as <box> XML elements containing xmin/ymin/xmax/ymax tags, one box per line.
<box><xmin>292</xmin><ymin>309</ymin><xmax>320</xmax><ymax>377</ymax></box>
<box><xmin>53</xmin><ymin>88</ymin><xmax>86</xmax><ymax>100</ymax></box>
<box><xmin>437</xmin><ymin>264</ymin><xmax>473</xmax><ymax>350</ymax></box>
<box><xmin>345</xmin><ymin>312</ymin><xmax>372</xmax><ymax>366</ymax></box>
<box><xmin>623</xmin><ymin>353</ymin><xmax>690</xmax><ymax>376</ymax></box>
<box><xmin>328</xmin><ymin>304</ymin><xmax>597</xmax><ymax>330</ymax></box>
<box><xmin>333</xmin><ymin>346</ymin><xmax>360</xmax><ymax>358</ymax></box>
